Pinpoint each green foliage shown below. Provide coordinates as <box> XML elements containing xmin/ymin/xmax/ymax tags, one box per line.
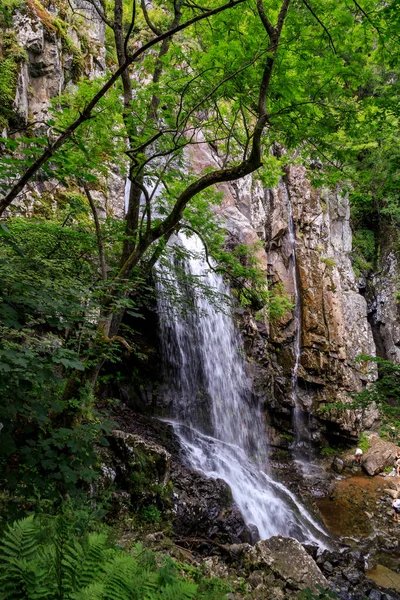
<box><xmin>352</xmin><ymin>229</ymin><xmax>375</xmax><ymax>276</ymax></box>
<box><xmin>0</xmin><ymin>216</ymin><xmax>122</xmax><ymax>506</ymax></box>
<box><xmin>353</xmin><ymin>356</ymin><xmax>400</xmax><ymax>444</ymax></box>
<box><xmin>0</xmin><ymin>0</ymin><xmax>22</xmax><ymax>27</ymax></box>
<box><xmin>320</xmin><ymin>446</ymin><xmax>338</xmax><ymax>458</ymax></box>
<box><xmin>299</xmin><ymin>587</ymin><xmax>338</xmax><ymax>600</ymax></box>
<box><xmin>0</xmin><ymin>31</ymin><xmax>25</xmax><ymax>128</ymax></box>
<box><xmin>0</xmin><ymin>515</ymin><xmax>227</xmax><ymax>600</ymax></box>
<box><xmin>139</xmin><ymin>506</ymin><xmax>161</xmax><ymax>524</ymax></box>
<box><xmin>357</xmin><ymin>432</ymin><xmax>370</xmax><ymax>453</ymax></box>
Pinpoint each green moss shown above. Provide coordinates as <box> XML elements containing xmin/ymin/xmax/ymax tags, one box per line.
<box><xmin>0</xmin><ymin>0</ymin><xmax>22</xmax><ymax>27</ymax></box>
<box><xmin>320</xmin><ymin>446</ymin><xmax>339</xmax><ymax>457</ymax></box>
<box><xmin>320</xmin><ymin>256</ymin><xmax>336</xmax><ymax>270</ymax></box>
<box><xmin>27</xmin><ymin>0</ymin><xmax>86</xmax><ymax>82</ymax></box>
<box><xmin>0</xmin><ymin>31</ymin><xmax>26</xmax><ymax>129</ymax></box>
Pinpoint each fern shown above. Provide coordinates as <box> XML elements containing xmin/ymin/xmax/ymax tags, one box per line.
<box><xmin>0</xmin><ymin>516</ymin><xmax>227</xmax><ymax>600</ymax></box>
<box><xmin>0</xmin><ymin>516</ymin><xmax>49</xmax><ymax>600</ymax></box>
<box><xmin>0</xmin><ymin>516</ymin><xmax>38</xmax><ymax>562</ymax></box>
<box><xmin>75</xmin><ymin>533</ymin><xmax>107</xmax><ymax>590</ymax></box>
<box><xmin>153</xmin><ymin>581</ymin><xmax>198</xmax><ymax>600</ymax></box>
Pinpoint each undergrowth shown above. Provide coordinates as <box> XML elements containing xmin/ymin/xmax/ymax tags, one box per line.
<box><xmin>0</xmin><ymin>514</ymin><xmax>229</xmax><ymax>600</ymax></box>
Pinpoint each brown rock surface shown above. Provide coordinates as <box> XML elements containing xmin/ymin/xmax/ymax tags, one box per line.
<box><xmin>363</xmin><ymin>437</ymin><xmax>400</xmax><ymax>476</ymax></box>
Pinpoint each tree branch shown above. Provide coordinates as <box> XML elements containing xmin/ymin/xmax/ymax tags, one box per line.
<box><xmin>0</xmin><ymin>0</ymin><xmax>246</xmax><ymax>217</ymax></box>
<box><xmin>302</xmin><ymin>0</ymin><xmax>336</xmax><ymax>54</ymax></box>
<box><xmin>141</xmin><ymin>0</ymin><xmax>163</xmax><ymax>35</ymax></box>
<box><xmin>82</xmin><ymin>183</ymin><xmax>107</xmax><ymax>282</ymax></box>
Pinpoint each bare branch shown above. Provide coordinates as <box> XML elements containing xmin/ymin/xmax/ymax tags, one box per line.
<box><xmin>141</xmin><ymin>0</ymin><xmax>163</xmax><ymax>35</ymax></box>
<box><xmin>256</xmin><ymin>0</ymin><xmax>275</xmax><ymax>38</ymax></box>
<box><xmin>124</xmin><ymin>0</ymin><xmax>137</xmax><ymax>57</ymax></box>
<box><xmin>302</xmin><ymin>0</ymin><xmax>336</xmax><ymax>54</ymax></box>
<box><xmin>82</xmin><ymin>182</ymin><xmax>108</xmax><ymax>282</ymax></box>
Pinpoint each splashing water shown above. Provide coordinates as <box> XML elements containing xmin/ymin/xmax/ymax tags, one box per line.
<box><xmin>156</xmin><ymin>233</ymin><xmax>330</xmax><ymax>546</ymax></box>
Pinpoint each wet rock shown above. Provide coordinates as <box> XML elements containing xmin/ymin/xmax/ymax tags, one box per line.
<box><xmin>108</xmin><ymin>429</ymin><xmax>171</xmax><ymax>486</ymax></box>
<box><xmin>363</xmin><ymin>438</ymin><xmax>400</xmax><ymax>477</ymax></box>
<box><xmin>172</xmin><ymin>463</ymin><xmax>252</xmax><ymax>544</ymax></box>
<box><xmin>384</xmin><ymin>489</ymin><xmax>399</xmax><ymax>499</ymax></box>
<box><xmin>333</xmin><ymin>457</ymin><xmax>345</xmax><ymax>473</ymax></box>
<box><xmin>342</xmin><ymin>566</ymin><xmax>364</xmax><ymax>584</ymax></box>
<box><xmin>323</xmin><ymin>561</ymin><xmax>334</xmax><ymax>574</ymax></box>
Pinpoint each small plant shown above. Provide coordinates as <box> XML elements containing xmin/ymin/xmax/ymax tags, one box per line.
<box><xmin>320</xmin><ymin>446</ymin><xmax>338</xmax><ymax>458</ymax></box>
<box><xmin>299</xmin><ymin>586</ymin><xmax>339</xmax><ymax>600</ymax></box>
<box><xmin>140</xmin><ymin>505</ymin><xmax>161</xmax><ymax>523</ymax></box>
<box><xmin>320</xmin><ymin>257</ymin><xmax>336</xmax><ymax>270</ymax></box>
<box><xmin>358</xmin><ymin>431</ymin><xmax>370</xmax><ymax>453</ymax></box>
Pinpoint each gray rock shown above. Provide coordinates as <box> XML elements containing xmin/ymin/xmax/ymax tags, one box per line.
<box><xmin>369</xmin><ymin>590</ymin><xmax>382</xmax><ymax>600</ymax></box>
<box><xmin>245</xmin><ymin>536</ymin><xmax>328</xmax><ymax>591</ymax></box>
<box><xmin>332</xmin><ymin>457</ymin><xmax>345</xmax><ymax>473</ymax></box>
<box><xmin>323</xmin><ymin>561</ymin><xmax>334</xmax><ymax>574</ymax></box>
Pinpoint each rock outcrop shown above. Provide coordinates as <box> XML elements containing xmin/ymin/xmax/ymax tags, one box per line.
<box><xmin>7</xmin><ymin>1</ymin><xmax>125</xmax><ymax>219</ymax></box>
<box><xmin>190</xmin><ymin>138</ymin><xmax>380</xmax><ymax>443</ymax></box>
<box><xmin>103</xmin><ymin>408</ymin><xmax>253</xmax><ymax>545</ymax></box>
<box><xmin>362</xmin><ymin>437</ymin><xmax>400</xmax><ymax>476</ymax></box>
<box><xmin>367</xmin><ymin>225</ymin><xmax>400</xmax><ymax>365</ymax></box>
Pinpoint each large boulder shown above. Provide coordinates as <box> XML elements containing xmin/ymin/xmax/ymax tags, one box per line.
<box><xmin>363</xmin><ymin>438</ymin><xmax>400</xmax><ymax>476</ymax></box>
<box><xmin>244</xmin><ymin>536</ymin><xmax>328</xmax><ymax>592</ymax></box>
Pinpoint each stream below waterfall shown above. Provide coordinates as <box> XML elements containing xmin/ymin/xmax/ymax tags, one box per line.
<box><xmin>156</xmin><ymin>233</ymin><xmax>331</xmax><ymax>547</ymax></box>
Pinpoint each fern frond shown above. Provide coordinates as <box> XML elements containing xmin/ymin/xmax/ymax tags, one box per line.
<box><xmin>152</xmin><ymin>581</ymin><xmax>199</xmax><ymax>600</ymax></box>
<box><xmin>75</xmin><ymin>533</ymin><xmax>107</xmax><ymax>589</ymax></box>
<box><xmin>70</xmin><ymin>582</ymin><xmax>105</xmax><ymax>600</ymax></box>
<box><xmin>0</xmin><ymin>516</ymin><xmax>38</xmax><ymax>563</ymax></box>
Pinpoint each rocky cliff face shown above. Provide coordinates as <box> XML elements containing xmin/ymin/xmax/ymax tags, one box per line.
<box><xmin>190</xmin><ymin>135</ymin><xmax>380</xmax><ymax>442</ymax></box>
<box><xmin>367</xmin><ymin>230</ymin><xmax>400</xmax><ymax>364</ymax></box>
<box><xmin>260</xmin><ymin>166</ymin><xmax>378</xmax><ymax>442</ymax></box>
<box><xmin>7</xmin><ymin>0</ymin><xmax>125</xmax><ymax>218</ymax></box>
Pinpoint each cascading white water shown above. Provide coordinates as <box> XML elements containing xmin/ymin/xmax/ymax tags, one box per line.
<box><xmin>156</xmin><ymin>233</ymin><xmax>330</xmax><ymax>546</ymax></box>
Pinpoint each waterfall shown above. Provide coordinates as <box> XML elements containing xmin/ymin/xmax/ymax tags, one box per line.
<box><xmin>285</xmin><ymin>185</ymin><xmax>312</xmax><ymax>461</ymax></box>
<box><xmin>156</xmin><ymin>233</ymin><xmax>330</xmax><ymax>546</ymax></box>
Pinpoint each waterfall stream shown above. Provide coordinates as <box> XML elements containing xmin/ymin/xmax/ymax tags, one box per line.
<box><xmin>156</xmin><ymin>233</ymin><xmax>330</xmax><ymax>546</ymax></box>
